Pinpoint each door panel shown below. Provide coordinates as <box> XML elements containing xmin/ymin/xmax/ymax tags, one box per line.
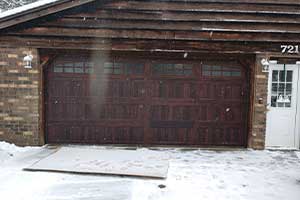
<box><xmin>46</xmin><ymin>55</ymin><xmax>249</xmax><ymax>146</ymax></box>
<box><xmin>266</xmin><ymin>64</ymin><xmax>299</xmax><ymax>148</ymax></box>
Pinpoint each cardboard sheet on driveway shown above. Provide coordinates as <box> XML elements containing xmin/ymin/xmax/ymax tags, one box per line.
<box><xmin>24</xmin><ymin>146</ymin><xmax>169</xmax><ymax>178</ymax></box>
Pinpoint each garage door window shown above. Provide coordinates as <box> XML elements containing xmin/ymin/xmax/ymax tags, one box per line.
<box><xmin>152</xmin><ymin>63</ymin><xmax>193</xmax><ymax>76</ymax></box>
<box><xmin>104</xmin><ymin>62</ymin><xmax>121</xmax><ymax>74</ymax></box>
<box><xmin>85</xmin><ymin>62</ymin><xmax>94</xmax><ymax>73</ymax></box>
<box><xmin>202</xmin><ymin>65</ymin><xmax>241</xmax><ymax>77</ymax></box>
<box><xmin>74</xmin><ymin>62</ymin><xmax>84</xmax><ymax>73</ymax></box>
<box><xmin>64</xmin><ymin>63</ymin><xmax>74</xmax><ymax>73</ymax></box>
<box><xmin>53</xmin><ymin>65</ymin><xmax>63</xmax><ymax>73</ymax></box>
<box><xmin>53</xmin><ymin>61</ymin><xmax>93</xmax><ymax>74</ymax></box>
<box><xmin>104</xmin><ymin>62</ymin><xmax>144</xmax><ymax>75</ymax></box>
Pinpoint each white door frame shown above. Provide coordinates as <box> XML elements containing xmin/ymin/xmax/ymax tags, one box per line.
<box><xmin>265</xmin><ymin>62</ymin><xmax>300</xmax><ymax>149</ymax></box>
<box><xmin>295</xmin><ymin>62</ymin><xmax>300</xmax><ymax>149</ymax></box>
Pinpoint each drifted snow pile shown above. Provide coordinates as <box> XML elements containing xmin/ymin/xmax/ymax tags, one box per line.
<box><xmin>0</xmin><ymin>141</ymin><xmax>31</xmax><ymax>163</ymax></box>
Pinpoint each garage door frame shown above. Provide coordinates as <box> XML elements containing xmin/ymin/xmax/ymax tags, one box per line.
<box><xmin>42</xmin><ymin>50</ymin><xmax>254</xmax><ymax>147</ymax></box>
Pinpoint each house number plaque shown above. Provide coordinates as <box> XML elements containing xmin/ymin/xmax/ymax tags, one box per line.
<box><xmin>280</xmin><ymin>45</ymin><xmax>299</xmax><ymax>54</ymax></box>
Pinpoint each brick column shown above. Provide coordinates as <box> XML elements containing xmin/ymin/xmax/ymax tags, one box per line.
<box><xmin>0</xmin><ymin>47</ymin><xmax>42</xmax><ymax>146</ymax></box>
<box><xmin>248</xmin><ymin>54</ymin><xmax>270</xmax><ymax>149</ymax></box>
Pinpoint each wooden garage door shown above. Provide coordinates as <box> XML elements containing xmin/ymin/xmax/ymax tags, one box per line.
<box><xmin>46</xmin><ymin>55</ymin><xmax>249</xmax><ymax>146</ymax></box>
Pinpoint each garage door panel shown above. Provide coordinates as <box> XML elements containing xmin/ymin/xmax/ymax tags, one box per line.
<box><xmin>129</xmin><ymin>80</ymin><xmax>146</xmax><ymax>97</ymax></box>
<box><xmin>150</xmin><ymin>98</ymin><xmax>196</xmax><ymax>105</ymax></box>
<box><xmin>171</xmin><ymin>106</ymin><xmax>194</xmax><ymax>120</ymax></box>
<box><xmin>89</xmin><ymin>79</ymin><xmax>107</xmax><ymax>97</ymax></box>
<box><xmin>150</xmin><ymin>80</ymin><xmax>196</xmax><ymax>99</ymax></box>
<box><xmin>196</xmin><ymin>125</ymin><xmax>243</xmax><ymax>145</ymax></box>
<box><xmin>67</xmin><ymin>126</ymin><xmax>84</xmax><ymax>142</ymax></box>
<box><xmin>224</xmin><ymin>104</ymin><xmax>243</xmax><ymax>122</ymax></box>
<box><xmin>48</xmin><ymin>79</ymin><xmax>65</xmax><ymax>97</ymax></box>
<box><xmin>84</xmin><ymin>127</ymin><xmax>144</xmax><ymax>144</ymax></box>
<box><xmin>63</xmin><ymin>102</ymin><xmax>85</xmax><ymax>120</ymax></box>
<box><xmin>70</xmin><ymin>80</ymin><xmax>86</xmax><ymax>97</ymax></box>
<box><xmin>198</xmin><ymin>82</ymin><xmax>244</xmax><ymax>100</ymax></box>
<box><xmin>150</xmin><ymin>105</ymin><xmax>170</xmax><ymax>120</ymax></box>
<box><xmin>91</xmin><ymin>80</ymin><xmax>146</xmax><ymax>98</ymax></box>
<box><xmin>51</xmin><ymin>80</ymin><xmax>87</xmax><ymax>97</ymax></box>
<box><xmin>151</xmin><ymin>128</ymin><xmax>191</xmax><ymax>144</ymax></box>
<box><xmin>47</xmin><ymin>100</ymin><xmax>63</xmax><ymax>120</ymax></box>
<box><xmin>196</xmin><ymin>126</ymin><xmax>210</xmax><ymax>144</ymax></box>
<box><xmin>94</xmin><ymin>127</ymin><xmax>113</xmax><ymax>143</ymax></box>
<box><xmin>150</xmin><ymin>120</ymin><xmax>194</xmax><ymax>128</ymax></box>
<box><xmin>225</xmin><ymin>84</ymin><xmax>243</xmax><ymax>100</ymax></box>
<box><xmin>196</xmin><ymin>104</ymin><xmax>209</xmax><ymax>121</ymax></box>
<box><xmin>111</xmin><ymin>104</ymin><xmax>142</xmax><ymax>119</ymax></box>
<box><xmin>47</xmin><ymin>125</ymin><xmax>145</xmax><ymax>144</ymax></box>
<box><xmin>197</xmin><ymin>84</ymin><xmax>217</xmax><ymax>100</ymax></box>
<box><xmin>114</xmin><ymin>127</ymin><xmax>144</xmax><ymax>144</ymax></box>
<box><xmin>105</xmin><ymin>80</ymin><xmax>144</xmax><ymax>98</ymax></box>
<box><xmin>206</xmin><ymin>103</ymin><xmax>243</xmax><ymax>122</ymax></box>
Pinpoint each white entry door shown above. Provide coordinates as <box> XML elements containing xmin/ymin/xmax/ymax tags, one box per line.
<box><xmin>266</xmin><ymin>63</ymin><xmax>300</xmax><ymax>148</ymax></box>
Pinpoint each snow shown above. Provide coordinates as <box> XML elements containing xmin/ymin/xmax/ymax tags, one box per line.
<box><xmin>0</xmin><ymin>142</ymin><xmax>300</xmax><ymax>200</ymax></box>
<box><xmin>296</xmin><ymin>151</ymin><xmax>300</xmax><ymax>160</ymax></box>
<box><xmin>0</xmin><ymin>0</ymin><xmax>61</xmax><ymax>19</ymax></box>
<box><xmin>0</xmin><ymin>141</ymin><xmax>39</xmax><ymax>163</ymax></box>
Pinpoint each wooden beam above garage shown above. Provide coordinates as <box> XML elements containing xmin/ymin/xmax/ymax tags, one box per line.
<box><xmin>0</xmin><ymin>36</ymin><xmax>288</xmax><ymax>54</ymax></box>
<box><xmin>1</xmin><ymin>0</ymin><xmax>300</xmax><ymax>55</ymax></box>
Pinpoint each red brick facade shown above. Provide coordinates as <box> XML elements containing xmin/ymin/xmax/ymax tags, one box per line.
<box><xmin>0</xmin><ymin>47</ymin><xmax>43</xmax><ymax>146</ymax></box>
<box><xmin>248</xmin><ymin>54</ymin><xmax>269</xmax><ymax>150</ymax></box>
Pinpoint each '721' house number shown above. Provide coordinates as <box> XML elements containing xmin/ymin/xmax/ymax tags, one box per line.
<box><xmin>281</xmin><ymin>45</ymin><xmax>299</xmax><ymax>54</ymax></box>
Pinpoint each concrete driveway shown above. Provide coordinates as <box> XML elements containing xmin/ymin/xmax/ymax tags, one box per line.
<box><xmin>0</xmin><ymin>142</ymin><xmax>300</xmax><ymax>200</ymax></box>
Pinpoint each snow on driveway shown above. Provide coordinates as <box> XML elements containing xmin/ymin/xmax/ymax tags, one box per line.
<box><xmin>0</xmin><ymin>142</ymin><xmax>300</xmax><ymax>200</ymax></box>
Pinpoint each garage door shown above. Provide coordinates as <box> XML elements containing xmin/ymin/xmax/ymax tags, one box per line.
<box><xmin>46</xmin><ymin>55</ymin><xmax>249</xmax><ymax>146</ymax></box>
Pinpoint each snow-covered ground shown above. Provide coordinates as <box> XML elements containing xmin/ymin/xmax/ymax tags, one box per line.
<box><xmin>0</xmin><ymin>141</ymin><xmax>300</xmax><ymax>200</ymax></box>
<box><xmin>0</xmin><ymin>141</ymin><xmax>39</xmax><ymax>163</ymax></box>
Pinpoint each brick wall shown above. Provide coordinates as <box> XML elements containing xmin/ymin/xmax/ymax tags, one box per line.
<box><xmin>0</xmin><ymin>47</ymin><xmax>42</xmax><ymax>146</ymax></box>
<box><xmin>248</xmin><ymin>54</ymin><xmax>269</xmax><ymax>149</ymax></box>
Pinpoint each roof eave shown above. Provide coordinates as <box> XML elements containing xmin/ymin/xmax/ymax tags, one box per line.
<box><xmin>0</xmin><ymin>0</ymin><xmax>96</xmax><ymax>30</ymax></box>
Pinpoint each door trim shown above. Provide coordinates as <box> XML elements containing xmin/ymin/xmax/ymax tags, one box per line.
<box><xmin>295</xmin><ymin>62</ymin><xmax>300</xmax><ymax>149</ymax></box>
